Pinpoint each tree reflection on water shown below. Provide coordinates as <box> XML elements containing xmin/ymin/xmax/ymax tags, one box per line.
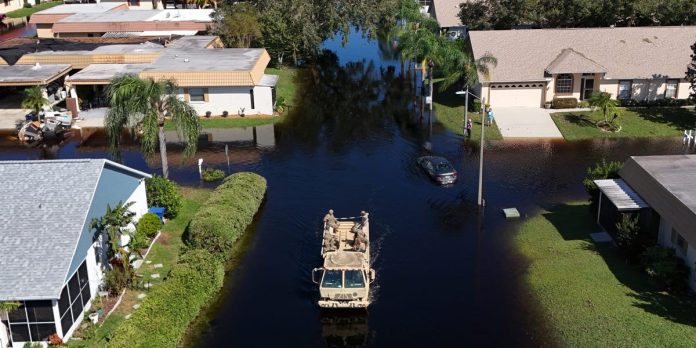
<box><xmin>279</xmin><ymin>50</ymin><xmax>418</xmax><ymax>151</ymax></box>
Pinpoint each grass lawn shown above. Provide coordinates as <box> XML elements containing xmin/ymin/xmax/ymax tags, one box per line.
<box><xmin>516</xmin><ymin>202</ymin><xmax>696</xmax><ymax>347</ymax></box>
<box><xmin>165</xmin><ymin>116</ymin><xmax>284</xmax><ymax>130</ymax></box>
<box><xmin>6</xmin><ymin>1</ymin><xmax>61</xmax><ymax>18</ymax></box>
<box><xmin>66</xmin><ymin>187</ymin><xmax>211</xmax><ymax>347</ymax></box>
<box><xmin>551</xmin><ymin>107</ymin><xmax>696</xmax><ymax>140</ymax></box>
<box><xmin>433</xmin><ymin>82</ymin><xmax>502</xmax><ymax>141</ymax></box>
<box><xmin>265</xmin><ymin>67</ymin><xmax>298</xmax><ymax>104</ymax></box>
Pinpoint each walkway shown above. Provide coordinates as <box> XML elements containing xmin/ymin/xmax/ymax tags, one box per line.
<box><xmin>493</xmin><ymin>107</ymin><xmax>563</xmax><ymax>139</ymax></box>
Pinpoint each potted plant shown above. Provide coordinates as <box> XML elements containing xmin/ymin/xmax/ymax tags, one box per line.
<box><xmin>89</xmin><ymin>312</ymin><xmax>99</xmax><ymax>324</ymax></box>
<box><xmin>544</xmin><ymin>101</ymin><xmax>552</xmax><ymax>109</ymax></box>
<box><xmin>238</xmin><ymin>107</ymin><xmax>246</xmax><ymax>117</ymax></box>
<box><xmin>205</xmin><ymin>111</ymin><xmax>212</xmax><ymax>118</ymax></box>
<box><xmin>222</xmin><ymin>111</ymin><xmax>229</xmax><ymax>118</ymax></box>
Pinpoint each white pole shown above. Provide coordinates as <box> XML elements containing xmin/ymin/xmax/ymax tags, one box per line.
<box><xmin>464</xmin><ymin>86</ymin><xmax>469</xmax><ymax>135</ymax></box>
<box><xmin>478</xmin><ymin>97</ymin><xmax>486</xmax><ymax>206</ymax></box>
<box><xmin>198</xmin><ymin>158</ymin><xmax>203</xmax><ymax>179</ymax></box>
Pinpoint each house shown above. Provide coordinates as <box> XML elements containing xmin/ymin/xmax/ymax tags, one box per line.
<box><xmin>0</xmin><ymin>35</ymin><xmax>277</xmax><ymax>119</ymax></box>
<box><xmin>29</xmin><ymin>3</ymin><xmax>213</xmax><ymax>38</ymax></box>
<box><xmin>0</xmin><ymin>159</ymin><xmax>150</xmax><ymax>348</ymax></box>
<box><xmin>469</xmin><ymin>26</ymin><xmax>696</xmax><ymax>108</ymax></box>
<box><xmin>594</xmin><ymin>155</ymin><xmax>696</xmax><ymax>291</ymax></box>
<box><xmin>429</xmin><ymin>0</ymin><xmax>467</xmax><ymax>38</ymax></box>
<box><xmin>0</xmin><ymin>0</ymin><xmax>36</xmax><ymax>16</ymax></box>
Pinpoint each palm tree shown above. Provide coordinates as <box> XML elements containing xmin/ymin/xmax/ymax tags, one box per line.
<box><xmin>440</xmin><ymin>50</ymin><xmax>497</xmax><ymax>91</ymax></box>
<box><xmin>21</xmin><ymin>86</ymin><xmax>49</xmax><ymax>114</ymax></box>
<box><xmin>589</xmin><ymin>91</ymin><xmax>619</xmax><ymax>124</ymax></box>
<box><xmin>105</xmin><ymin>75</ymin><xmax>201</xmax><ymax>178</ymax></box>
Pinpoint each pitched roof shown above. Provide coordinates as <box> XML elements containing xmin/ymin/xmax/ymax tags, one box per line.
<box><xmin>545</xmin><ymin>48</ymin><xmax>607</xmax><ymax>74</ymax></box>
<box><xmin>431</xmin><ymin>0</ymin><xmax>464</xmax><ymax>28</ymax></box>
<box><xmin>469</xmin><ymin>26</ymin><xmax>696</xmax><ymax>82</ymax></box>
<box><xmin>620</xmin><ymin>155</ymin><xmax>696</xmax><ymax>246</ymax></box>
<box><xmin>0</xmin><ymin>159</ymin><xmax>149</xmax><ymax>301</ymax></box>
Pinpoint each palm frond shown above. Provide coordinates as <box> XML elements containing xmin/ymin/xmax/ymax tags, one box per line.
<box><xmin>167</xmin><ymin>95</ymin><xmax>201</xmax><ymax>158</ymax></box>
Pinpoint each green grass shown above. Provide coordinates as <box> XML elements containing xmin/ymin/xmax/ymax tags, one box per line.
<box><xmin>516</xmin><ymin>202</ymin><xmax>696</xmax><ymax>346</ymax></box>
<box><xmin>433</xmin><ymin>82</ymin><xmax>502</xmax><ymax>140</ymax></box>
<box><xmin>551</xmin><ymin>107</ymin><xmax>696</xmax><ymax>140</ymax></box>
<box><xmin>165</xmin><ymin>116</ymin><xmax>284</xmax><ymax>131</ymax></box>
<box><xmin>66</xmin><ymin>187</ymin><xmax>211</xmax><ymax>347</ymax></box>
<box><xmin>265</xmin><ymin>67</ymin><xmax>298</xmax><ymax>104</ymax></box>
<box><xmin>6</xmin><ymin>1</ymin><xmax>61</xmax><ymax>18</ymax></box>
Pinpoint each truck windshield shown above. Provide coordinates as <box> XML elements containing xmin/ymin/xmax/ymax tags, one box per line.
<box><xmin>344</xmin><ymin>270</ymin><xmax>365</xmax><ymax>288</ymax></box>
<box><xmin>321</xmin><ymin>270</ymin><xmax>343</xmax><ymax>288</ymax></box>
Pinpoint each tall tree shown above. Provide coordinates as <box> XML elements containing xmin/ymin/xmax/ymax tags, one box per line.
<box><xmin>21</xmin><ymin>86</ymin><xmax>48</xmax><ymax>114</ymax></box>
<box><xmin>105</xmin><ymin>76</ymin><xmax>201</xmax><ymax>178</ymax></box>
<box><xmin>212</xmin><ymin>2</ymin><xmax>261</xmax><ymax>48</ymax></box>
<box><xmin>687</xmin><ymin>42</ymin><xmax>696</xmax><ymax>102</ymax></box>
<box><xmin>459</xmin><ymin>1</ymin><xmax>493</xmax><ymax>30</ymax></box>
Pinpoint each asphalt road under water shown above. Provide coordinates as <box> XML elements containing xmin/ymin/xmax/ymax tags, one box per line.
<box><xmin>0</xmin><ymin>30</ymin><xmax>694</xmax><ymax>347</ymax></box>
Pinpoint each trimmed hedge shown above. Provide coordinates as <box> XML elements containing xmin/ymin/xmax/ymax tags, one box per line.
<box><xmin>107</xmin><ymin>250</ymin><xmax>225</xmax><ymax>348</ymax></box>
<box><xmin>552</xmin><ymin>97</ymin><xmax>579</xmax><ymax>109</ymax></box>
<box><xmin>187</xmin><ymin>172</ymin><xmax>267</xmax><ymax>258</ymax></box>
<box><xmin>136</xmin><ymin>212</ymin><xmax>162</xmax><ymax>238</ymax></box>
<box><xmin>145</xmin><ymin>176</ymin><xmax>183</xmax><ymax>219</ymax></box>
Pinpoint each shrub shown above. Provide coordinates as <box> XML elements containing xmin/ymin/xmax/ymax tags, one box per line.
<box><xmin>619</xmin><ymin>98</ymin><xmax>695</xmax><ymax>107</ymax></box>
<box><xmin>201</xmin><ymin>168</ymin><xmax>225</xmax><ymax>182</ymax></box>
<box><xmin>22</xmin><ymin>2</ymin><xmax>32</xmax><ymax>8</ymax></box>
<box><xmin>130</xmin><ymin>229</ymin><xmax>149</xmax><ymax>251</ymax></box>
<box><xmin>582</xmin><ymin>158</ymin><xmax>623</xmax><ymax>208</ymax></box>
<box><xmin>48</xmin><ymin>333</ymin><xmax>63</xmax><ymax>346</ymax></box>
<box><xmin>107</xmin><ymin>249</ymin><xmax>225</xmax><ymax>348</ymax></box>
<box><xmin>471</xmin><ymin>99</ymin><xmax>481</xmax><ymax>112</ymax></box>
<box><xmin>104</xmin><ymin>266</ymin><xmax>129</xmax><ymax>295</ymax></box>
<box><xmin>614</xmin><ymin>213</ymin><xmax>651</xmax><ymax>260</ymax></box>
<box><xmin>136</xmin><ymin>213</ymin><xmax>162</xmax><ymax>238</ymax></box>
<box><xmin>187</xmin><ymin>172</ymin><xmax>267</xmax><ymax>258</ymax></box>
<box><xmin>578</xmin><ymin>101</ymin><xmax>590</xmax><ymax>108</ymax></box>
<box><xmin>642</xmin><ymin>246</ymin><xmax>689</xmax><ymax>293</ymax></box>
<box><xmin>145</xmin><ymin>176</ymin><xmax>182</xmax><ymax>219</ymax></box>
<box><xmin>552</xmin><ymin>97</ymin><xmax>579</xmax><ymax>109</ymax></box>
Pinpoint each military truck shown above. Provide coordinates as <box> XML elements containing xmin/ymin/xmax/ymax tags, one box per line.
<box><xmin>312</xmin><ymin>210</ymin><xmax>375</xmax><ymax>308</ymax></box>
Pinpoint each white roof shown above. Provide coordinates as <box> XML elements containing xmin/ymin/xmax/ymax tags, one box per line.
<box><xmin>594</xmin><ymin>179</ymin><xmax>648</xmax><ymax>210</ymax></box>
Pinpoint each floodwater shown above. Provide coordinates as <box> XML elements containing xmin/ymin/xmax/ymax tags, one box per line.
<box><xmin>0</xmin><ymin>17</ymin><xmax>35</xmax><ymax>41</ymax></box>
<box><xmin>1</xmin><ymin>30</ymin><xmax>695</xmax><ymax>347</ymax></box>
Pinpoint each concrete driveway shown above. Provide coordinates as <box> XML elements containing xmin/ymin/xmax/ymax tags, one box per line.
<box><xmin>492</xmin><ymin>107</ymin><xmax>563</xmax><ymax>139</ymax></box>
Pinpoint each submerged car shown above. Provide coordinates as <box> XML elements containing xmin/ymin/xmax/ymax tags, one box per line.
<box><xmin>417</xmin><ymin>156</ymin><xmax>458</xmax><ymax>185</ymax></box>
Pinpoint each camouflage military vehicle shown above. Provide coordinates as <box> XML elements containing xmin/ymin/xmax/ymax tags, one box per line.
<box><xmin>312</xmin><ymin>210</ymin><xmax>375</xmax><ymax>308</ymax></box>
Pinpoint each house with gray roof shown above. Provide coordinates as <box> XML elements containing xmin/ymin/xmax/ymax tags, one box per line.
<box><xmin>469</xmin><ymin>26</ymin><xmax>696</xmax><ymax>108</ymax></box>
<box><xmin>594</xmin><ymin>155</ymin><xmax>696</xmax><ymax>291</ymax></box>
<box><xmin>0</xmin><ymin>159</ymin><xmax>150</xmax><ymax>348</ymax></box>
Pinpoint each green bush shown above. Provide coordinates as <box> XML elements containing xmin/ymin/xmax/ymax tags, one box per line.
<box><xmin>582</xmin><ymin>158</ymin><xmax>623</xmax><ymax>208</ymax></box>
<box><xmin>136</xmin><ymin>213</ymin><xmax>162</xmax><ymax>238</ymax></box>
<box><xmin>552</xmin><ymin>97</ymin><xmax>579</xmax><ymax>109</ymax></box>
<box><xmin>201</xmin><ymin>168</ymin><xmax>225</xmax><ymax>182</ymax></box>
<box><xmin>642</xmin><ymin>246</ymin><xmax>689</xmax><ymax>293</ymax></box>
<box><xmin>471</xmin><ymin>99</ymin><xmax>481</xmax><ymax>112</ymax></box>
<box><xmin>187</xmin><ymin>172</ymin><xmax>267</xmax><ymax>258</ymax></box>
<box><xmin>107</xmin><ymin>250</ymin><xmax>225</xmax><ymax>348</ymax></box>
<box><xmin>145</xmin><ymin>176</ymin><xmax>182</xmax><ymax>219</ymax></box>
<box><xmin>22</xmin><ymin>2</ymin><xmax>32</xmax><ymax>8</ymax></box>
<box><xmin>129</xmin><ymin>230</ymin><xmax>149</xmax><ymax>251</ymax></box>
<box><xmin>614</xmin><ymin>213</ymin><xmax>652</xmax><ymax>260</ymax></box>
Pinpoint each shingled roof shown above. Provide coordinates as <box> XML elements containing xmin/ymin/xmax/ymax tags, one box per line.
<box><xmin>0</xmin><ymin>159</ymin><xmax>149</xmax><ymax>301</ymax></box>
<box><xmin>469</xmin><ymin>26</ymin><xmax>696</xmax><ymax>82</ymax></box>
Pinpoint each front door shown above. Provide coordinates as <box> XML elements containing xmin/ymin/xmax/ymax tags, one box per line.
<box><xmin>581</xmin><ymin>78</ymin><xmax>594</xmax><ymax>100</ymax></box>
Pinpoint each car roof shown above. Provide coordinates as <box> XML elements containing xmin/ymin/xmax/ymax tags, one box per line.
<box><xmin>419</xmin><ymin>156</ymin><xmax>450</xmax><ymax>164</ymax></box>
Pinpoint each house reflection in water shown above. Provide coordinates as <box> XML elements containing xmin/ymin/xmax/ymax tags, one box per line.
<box><xmin>165</xmin><ymin>124</ymin><xmax>276</xmax><ymax>149</ymax></box>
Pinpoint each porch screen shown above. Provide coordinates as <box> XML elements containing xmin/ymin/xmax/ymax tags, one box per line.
<box><xmin>58</xmin><ymin>260</ymin><xmax>91</xmax><ymax>337</ymax></box>
<box><xmin>3</xmin><ymin>301</ymin><xmax>55</xmax><ymax>343</ymax></box>
<box><xmin>555</xmin><ymin>74</ymin><xmax>573</xmax><ymax>93</ymax></box>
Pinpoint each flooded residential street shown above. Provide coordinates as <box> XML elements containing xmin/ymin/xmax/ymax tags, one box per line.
<box><xmin>0</xmin><ymin>31</ymin><xmax>693</xmax><ymax>347</ymax></box>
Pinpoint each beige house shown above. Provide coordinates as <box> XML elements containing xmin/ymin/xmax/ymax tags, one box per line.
<box><xmin>469</xmin><ymin>26</ymin><xmax>696</xmax><ymax>108</ymax></box>
<box><xmin>1</xmin><ymin>0</ymin><xmax>35</xmax><ymax>14</ymax></box>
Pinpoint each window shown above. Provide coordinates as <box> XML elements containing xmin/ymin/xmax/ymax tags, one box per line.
<box><xmin>618</xmin><ymin>80</ymin><xmax>632</xmax><ymax>100</ymax></box>
<box><xmin>344</xmin><ymin>270</ymin><xmax>365</xmax><ymax>288</ymax></box>
<box><xmin>249</xmin><ymin>89</ymin><xmax>255</xmax><ymax>109</ymax></box>
<box><xmin>665</xmin><ymin>79</ymin><xmax>679</xmax><ymax>99</ymax></box>
<box><xmin>188</xmin><ymin>88</ymin><xmax>205</xmax><ymax>102</ymax></box>
<box><xmin>6</xmin><ymin>301</ymin><xmax>57</xmax><ymax>343</ymax></box>
<box><xmin>321</xmin><ymin>270</ymin><xmax>343</xmax><ymax>288</ymax></box>
<box><xmin>555</xmin><ymin>74</ymin><xmax>573</xmax><ymax>93</ymax></box>
<box><xmin>677</xmin><ymin>234</ymin><xmax>688</xmax><ymax>255</ymax></box>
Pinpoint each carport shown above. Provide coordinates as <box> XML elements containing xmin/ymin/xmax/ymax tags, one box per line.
<box><xmin>0</xmin><ymin>64</ymin><xmax>72</xmax><ymax>131</ymax></box>
<box><xmin>64</xmin><ymin>63</ymin><xmax>148</xmax><ymax>116</ymax></box>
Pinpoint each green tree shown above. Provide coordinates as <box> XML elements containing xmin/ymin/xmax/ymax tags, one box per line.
<box><xmin>582</xmin><ymin>158</ymin><xmax>623</xmax><ymax>208</ymax></box>
<box><xmin>458</xmin><ymin>1</ymin><xmax>493</xmax><ymax>30</ymax></box>
<box><xmin>589</xmin><ymin>91</ymin><xmax>619</xmax><ymax>124</ymax></box>
<box><xmin>687</xmin><ymin>41</ymin><xmax>696</xmax><ymax>102</ymax></box>
<box><xmin>21</xmin><ymin>86</ymin><xmax>48</xmax><ymax>114</ymax></box>
<box><xmin>105</xmin><ymin>75</ymin><xmax>201</xmax><ymax>178</ymax></box>
<box><xmin>440</xmin><ymin>41</ymin><xmax>498</xmax><ymax>90</ymax></box>
<box><xmin>213</xmin><ymin>2</ymin><xmax>261</xmax><ymax>48</ymax></box>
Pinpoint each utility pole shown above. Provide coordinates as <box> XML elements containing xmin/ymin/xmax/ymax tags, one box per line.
<box><xmin>478</xmin><ymin>97</ymin><xmax>485</xmax><ymax>206</ymax></box>
<box><xmin>464</xmin><ymin>86</ymin><xmax>469</xmax><ymax>133</ymax></box>
<box><xmin>428</xmin><ymin>59</ymin><xmax>434</xmax><ymax>129</ymax></box>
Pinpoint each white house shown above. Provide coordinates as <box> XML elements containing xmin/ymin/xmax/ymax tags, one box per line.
<box><xmin>0</xmin><ymin>159</ymin><xmax>150</xmax><ymax>348</ymax></box>
<box><xmin>469</xmin><ymin>26</ymin><xmax>696</xmax><ymax>108</ymax></box>
<box><xmin>594</xmin><ymin>155</ymin><xmax>696</xmax><ymax>291</ymax></box>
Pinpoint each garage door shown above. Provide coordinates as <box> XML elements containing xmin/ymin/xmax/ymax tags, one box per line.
<box><xmin>489</xmin><ymin>84</ymin><xmax>543</xmax><ymax>108</ymax></box>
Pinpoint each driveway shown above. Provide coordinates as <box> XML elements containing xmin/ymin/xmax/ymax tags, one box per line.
<box><xmin>492</xmin><ymin>107</ymin><xmax>563</xmax><ymax>139</ymax></box>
